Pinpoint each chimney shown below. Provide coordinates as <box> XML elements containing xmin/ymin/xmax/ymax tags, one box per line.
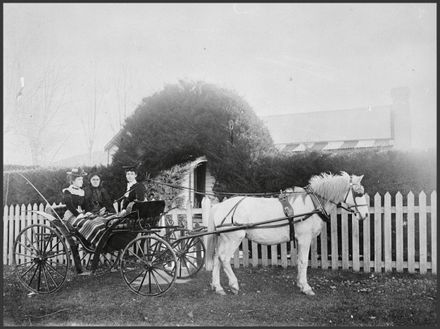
<box><xmin>390</xmin><ymin>87</ymin><xmax>411</xmax><ymax>149</ymax></box>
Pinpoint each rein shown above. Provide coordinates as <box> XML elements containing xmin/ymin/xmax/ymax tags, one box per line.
<box><xmin>145</xmin><ymin>178</ymin><xmax>300</xmax><ymax>198</ymax></box>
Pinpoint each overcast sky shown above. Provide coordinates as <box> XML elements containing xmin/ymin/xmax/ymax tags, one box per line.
<box><xmin>3</xmin><ymin>3</ymin><xmax>436</xmax><ymax>166</ymax></box>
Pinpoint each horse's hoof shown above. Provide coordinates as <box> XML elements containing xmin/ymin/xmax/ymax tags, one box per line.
<box><xmin>231</xmin><ymin>288</ymin><xmax>239</xmax><ymax>295</ymax></box>
<box><xmin>302</xmin><ymin>289</ymin><xmax>315</xmax><ymax>296</ymax></box>
<box><xmin>215</xmin><ymin>289</ymin><xmax>227</xmax><ymax>296</ymax></box>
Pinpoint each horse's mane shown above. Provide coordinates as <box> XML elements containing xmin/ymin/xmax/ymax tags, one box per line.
<box><xmin>308</xmin><ymin>171</ymin><xmax>350</xmax><ymax>203</ymax></box>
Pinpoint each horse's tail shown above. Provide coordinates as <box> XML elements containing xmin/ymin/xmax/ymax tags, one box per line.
<box><xmin>205</xmin><ymin>204</ymin><xmax>218</xmax><ymax>271</ymax></box>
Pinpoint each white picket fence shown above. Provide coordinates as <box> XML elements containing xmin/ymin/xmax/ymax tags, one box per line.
<box><xmin>3</xmin><ymin>191</ymin><xmax>437</xmax><ymax>274</ymax></box>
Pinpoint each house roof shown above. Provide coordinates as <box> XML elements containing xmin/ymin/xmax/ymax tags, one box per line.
<box><xmin>104</xmin><ymin>129</ymin><xmax>124</xmax><ymax>151</ymax></box>
<box><xmin>278</xmin><ymin>138</ymin><xmax>394</xmax><ymax>153</ymax></box>
<box><xmin>261</xmin><ymin>105</ymin><xmax>392</xmax><ymax>145</ymax></box>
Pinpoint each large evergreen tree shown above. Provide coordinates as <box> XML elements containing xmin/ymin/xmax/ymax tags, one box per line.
<box><xmin>112</xmin><ymin>80</ymin><xmax>275</xmax><ymax>192</ymax></box>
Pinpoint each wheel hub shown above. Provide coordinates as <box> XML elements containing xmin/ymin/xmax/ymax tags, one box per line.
<box><xmin>33</xmin><ymin>255</ymin><xmax>46</xmax><ymax>264</ymax></box>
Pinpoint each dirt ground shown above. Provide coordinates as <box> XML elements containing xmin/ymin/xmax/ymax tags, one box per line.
<box><xmin>3</xmin><ymin>265</ymin><xmax>437</xmax><ymax>326</ymax></box>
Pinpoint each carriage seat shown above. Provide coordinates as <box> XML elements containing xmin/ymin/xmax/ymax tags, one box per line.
<box><xmin>124</xmin><ymin>200</ymin><xmax>166</xmax><ymax>229</ymax></box>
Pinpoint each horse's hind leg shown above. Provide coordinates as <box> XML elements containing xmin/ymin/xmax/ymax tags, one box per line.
<box><xmin>210</xmin><ymin>251</ymin><xmax>226</xmax><ymax>295</ymax></box>
<box><xmin>296</xmin><ymin>234</ymin><xmax>315</xmax><ymax>296</ymax></box>
<box><xmin>218</xmin><ymin>231</ymin><xmax>245</xmax><ymax>295</ymax></box>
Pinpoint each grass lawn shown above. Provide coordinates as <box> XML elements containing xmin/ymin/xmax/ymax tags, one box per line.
<box><xmin>3</xmin><ymin>265</ymin><xmax>437</xmax><ymax>326</ymax></box>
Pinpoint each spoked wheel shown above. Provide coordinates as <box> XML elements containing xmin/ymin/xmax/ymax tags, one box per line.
<box><xmin>171</xmin><ymin>236</ymin><xmax>206</xmax><ymax>278</ymax></box>
<box><xmin>78</xmin><ymin>246</ymin><xmax>121</xmax><ymax>275</ymax></box>
<box><xmin>120</xmin><ymin>235</ymin><xmax>177</xmax><ymax>296</ymax></box>
<box><xmin>13</xmin><ymin>224</ymin><xmax>70</xmax><ymax>294</ymax></box>
<box><xmin>165</xmin><ymin>229</ymin><xmax>180</xmax><ymax>244</ymax></box>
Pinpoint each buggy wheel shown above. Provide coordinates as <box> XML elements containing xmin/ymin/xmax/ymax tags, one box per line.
<box><xmin>13</xmin><ymin>224</ymin><xmax>70</xmax><ymax>294</ymax></box>
<box><xmin>120</xmin><ymin>235</ymin><xmax>177</xmax><ymax>296</ymax></box>
<box><xmin>172</xmin><ymin>237</ymin><xmax>206</xmax><ymax>278</ymax></box>
<box><xmin>78</xmin><ymin>246</ymin><xmax>121</xmax><ymax>275</ymax></box>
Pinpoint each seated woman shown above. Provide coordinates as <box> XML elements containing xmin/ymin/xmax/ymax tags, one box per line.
<box><xmin>118</xmin><ymin>164</ymin><xmax>148</xmax><ymax>216</ymax></box>
<box><xmin>62</xmin><ymin>168</ymin><xmax>89</xmax><ymax>229</ymax></box>
<box><xmin>100</xmin><ymin>164</ymin><xmax>149</xmax><ymax>250</ymax></box>
<box><xmin>62</xmin><ymin>168</ymin><xmax>112</xmax><ymax>251</ymax></box>
<box><xmin>84</xmin><ymin>173</ymin><xmax>116</xmax><ymax>215</ymax></box>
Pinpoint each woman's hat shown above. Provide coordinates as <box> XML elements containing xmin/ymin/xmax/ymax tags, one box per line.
<box><xmin>66</xmin><ymin>168</ymin><xmax>87</xmax><ymax>177</ymax></box>
<box><xmin>122</xmin><ymin>164</ymin><xmax>139</xmax><ymax>172</ymax></box>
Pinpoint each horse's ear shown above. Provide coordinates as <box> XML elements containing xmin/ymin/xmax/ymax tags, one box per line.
<box><xmin>355</xmin><ymin>175</ymin><xmax>364</xmax><ymax>183</ymax></box>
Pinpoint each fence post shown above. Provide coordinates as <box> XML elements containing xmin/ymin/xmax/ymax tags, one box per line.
<box><xmin>419</xmin><ymin>192</ymin><xmax>427</xmax><ymax>274</ymax></box>
<box><xmin>18</xmin><ymin>204</ymin><xmax>26</xmax><ymax>265</ymax></box>
<box><xmin>341</xmin><ymin>211</ymin><xmax>349</xmax><ymax>270</ymax></box>
<box><xmin>374</xmin><ymin>193</ymin><xmax>382</xmax><ymax>273</ymax></box>
<box><xmin>395</xmin><ymin>192</ymin><xmax>404</xmax><ymax>272</ymax></box>
<box><xmin>201</xmin><ymin>197</ymin><xmax>212</xmax><ymax>270</ymax></box>
<box><xmin>431</xmin><ymin>191</ymin><xmax>437</xmax><ymax>274</ymax></box>
<box><xmin>12</xmin><ymin>205</ymin><xmax>21</xmax><ymax>265</ymax></box>
<box><xmin>407</xmin><ymin>192</ymin><xmax>415</xmax><ymax>273</ymax></box>
<box><xmin>3</xmin><ymin>206</ymin><xmax>9</xmax><ymax>265</ymax></box>
<box><xmin>363</xmin><ymin>194</ymin><xmax>371</xmax><ymax>273</ymax></box>
<box><xmin>352</xmin><ymin>213</ymin><xmax>360</xmax><ymax>272</ymax></box>
<box><xmin>384</xmin><ymin>192</ymin><xmax>392</xmax><ymax>272</ymax></box>
<box><xmin>330</xmin><ymin>208</ymin><xmax>338</xmax><ymax>270</ymax></box>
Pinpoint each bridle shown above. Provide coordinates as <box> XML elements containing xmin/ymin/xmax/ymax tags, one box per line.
<box><xmin>336</xmin><ymin>176</ymin><xmax>368</xmax><ymax>221</ymax></box>
<box><xmin>304</xmin><ymin>175</ymin><xmax>368</xmax><ymax>221</ymax></box>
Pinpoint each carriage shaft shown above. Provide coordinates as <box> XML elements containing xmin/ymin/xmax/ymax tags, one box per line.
<box><xmin>175</xmin><ymin>209</ymin><xmax>321</xmax><ymax>242</ymax></box>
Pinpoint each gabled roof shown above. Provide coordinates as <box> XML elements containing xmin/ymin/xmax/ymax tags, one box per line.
<box><xmin>261</xmin><ymin>106</ymin><xmax>392</xmax><ymax>145</ymax></box>
<box><xmin>104</xmin><ymin>129</ymin><xmax>124</xmax><ymax>151</ymax></box>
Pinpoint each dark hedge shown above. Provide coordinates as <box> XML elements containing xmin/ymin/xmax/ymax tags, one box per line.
<box><xmin>3</xmin><ymin>149</ymin><xmax>436</xmax><ymax>206</ymax></box>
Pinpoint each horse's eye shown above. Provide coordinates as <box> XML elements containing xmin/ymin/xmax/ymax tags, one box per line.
<box><xmin>353</xmin><ymin>185</ymin><xmax>364</xmax><ymax>197</ymax></box>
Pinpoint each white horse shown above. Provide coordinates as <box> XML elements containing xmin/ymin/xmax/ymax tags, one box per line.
<box><xmin>207</xmin><ymin>172</ymin><xmax>369</xmax><ymax>296</ymax></box>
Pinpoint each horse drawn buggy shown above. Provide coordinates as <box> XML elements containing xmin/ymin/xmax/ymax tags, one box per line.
<box><xmin>13</xmin><ymin>171</ymin><xmax>369</xmax><ymax>298</ymax></box>
<box><xmin>12</xmin><ymin>200</ymin><xmax>206</xmax><ymax>296</ymax></box>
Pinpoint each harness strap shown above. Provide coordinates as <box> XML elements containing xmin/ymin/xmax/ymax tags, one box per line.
<box><xmin>304</xmin><ymin>186</ymin><xmax>331</xmax><ymax>222</ymax></box>
<box><xmin>278</xmin><ymin>192</ymin><xmax>296</xmax><ymax>246</ymax></box>
<box><xmin>219</xmin><ymin>196</ymin><xmax>247</xmax><ymax>227</ymax></box>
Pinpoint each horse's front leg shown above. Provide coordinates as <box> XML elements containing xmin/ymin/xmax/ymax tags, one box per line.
<box><xmin>296</xmin><ymin>234</ymin><xmax>315</xmax><ymax>296</ymax></box>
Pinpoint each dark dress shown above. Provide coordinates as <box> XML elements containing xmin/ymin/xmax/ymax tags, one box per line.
<box><xmin>62</xmin><ymin>186</ymin><xmax>86</xmax><ymax>221</ymax></box>
<box><xmin>121</xmin><ymin>182</ymin><xmax>147</xmax><ymax>209</ymax></box>
<box><xmin>84</xmin><ymin>186</ymin><xmax>115</xmax><ymax>214</ymax></box>
<box><xmin>62</xmin><ymin>186</ymin><xmax>110</xmax><ymax>247</ymax></box>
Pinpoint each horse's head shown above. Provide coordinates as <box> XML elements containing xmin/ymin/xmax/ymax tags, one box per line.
<box><xmin>340</xmin><ymin>174</ymin><xmax>369</xmax><ymax>221</ymax></box>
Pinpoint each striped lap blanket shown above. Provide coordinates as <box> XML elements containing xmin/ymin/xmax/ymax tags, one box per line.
<box><xmin>64</xmin><ymin>211</ymin><xmax>114</xmax><ymax>247</ymax></box>
<box><xmin>77</xmin><ymin>217</ymin><xmax>109</xmax><ymax>247</ymax></box>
